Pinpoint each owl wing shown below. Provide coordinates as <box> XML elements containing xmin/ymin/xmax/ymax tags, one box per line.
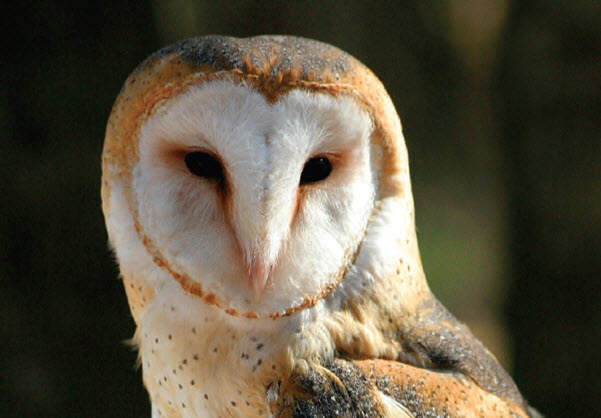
<box><xmin>392</xmin><ymin>296</ymin><xmax>525</xmax><ymax>406</ymax></box>
<box><xmin>385</xmin><ymin>295</ymin><xmax>544</xmax><ymax>417</ymax></box>
<box><xmin>266</xmin><ymin>358</ymin><xmax>411</xmax><ymax>417</ymax></box>
<box><xmin>267</xmin><ymin>357</ymin><xmax>532</xmax><ymax>417</ymax></box>
<box><xmin>268</xmin><ymin>296</ymin><xmax>540</xmax><ymax>417</ymax></box>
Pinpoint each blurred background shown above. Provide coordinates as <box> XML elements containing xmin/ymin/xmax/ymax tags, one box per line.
<box><xmin>2</xmin><ymin>1</ymin><xmax>599</xmax><ymax>416</ymax></box>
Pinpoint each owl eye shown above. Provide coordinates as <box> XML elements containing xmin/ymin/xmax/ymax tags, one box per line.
<box><xmin>300</xmin><ymin>157</ymin><xmax>332</xmax><ymax>185</ymax></box>
<box><xmin>184</xmin><ymin>151</ymin><xmax>224</xmax><ymax>180</ymax></box>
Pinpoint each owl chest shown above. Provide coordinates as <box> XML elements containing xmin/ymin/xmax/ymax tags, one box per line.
<box><xmin>137</xmin><ymin>305</ymin><xmax>284</xmax><ymax>417</ymax></box>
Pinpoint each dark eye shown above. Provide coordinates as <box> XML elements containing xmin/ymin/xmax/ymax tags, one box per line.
<box><xmin>184</xmin><ymin>151</ymin><xmax>224</xmax><ymax>180</ymax></box>
<box><xmin>300</xmin><ymin>157</ymin><xmax>332</xmax><ymax>185</ymax></box>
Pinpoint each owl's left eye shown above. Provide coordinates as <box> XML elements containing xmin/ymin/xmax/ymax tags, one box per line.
<box><xmin>184</xmin><ymin>151</ymin><xmax>224</xmax><ymax>181</ymax></box>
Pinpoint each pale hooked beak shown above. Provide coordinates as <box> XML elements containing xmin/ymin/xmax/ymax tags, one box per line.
<box><xmin>247</xmin><ymin>260</ymin><xmax>271</xmax><ymax>302</ymax></box>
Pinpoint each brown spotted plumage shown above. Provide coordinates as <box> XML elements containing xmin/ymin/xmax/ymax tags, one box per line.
<box><xmin>102</xmin><ymin>35</ymin><xmax>540</xmax><ymax>417</ymax></box>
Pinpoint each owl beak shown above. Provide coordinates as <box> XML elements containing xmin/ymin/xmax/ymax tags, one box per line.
<box><xmin>248</xmin><ymin>261</ymin><xmax>270</xmax><ymax>301</ymax></box>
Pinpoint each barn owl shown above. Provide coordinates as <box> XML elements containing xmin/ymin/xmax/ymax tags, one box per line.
<box><xmin>102</xmin><ymin>35</ymin><xmax>540</xmax><ymax>417</ymax></box>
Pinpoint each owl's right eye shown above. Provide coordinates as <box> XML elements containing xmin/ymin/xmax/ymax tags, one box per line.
<box><xmin>300</xmin><ymin>156</ymin><xmax>332</xmax><ymax>185</ymax></box>
<box><xmin>184</xmin><ymin>151</ymin><xmax>224</xmax><ymax>181</ymax></box>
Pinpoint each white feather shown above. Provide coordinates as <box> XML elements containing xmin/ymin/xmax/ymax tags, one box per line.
<box><xmin>130</xmin><ymin>81</ymin><xmax>375</xmax><ymax>316</ymax></box>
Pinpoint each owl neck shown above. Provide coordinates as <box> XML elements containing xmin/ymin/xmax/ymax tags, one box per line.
<box><xmin>133</xmin><ymin>281</ymin><xmax>311</xmax><ymax>416</ymax></box>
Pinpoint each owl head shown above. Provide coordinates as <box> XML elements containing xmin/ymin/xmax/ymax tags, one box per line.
<box><xmin>102</xmin><ymin>36</ymin><xmax>422</xmax><ymax>319</ymax></box>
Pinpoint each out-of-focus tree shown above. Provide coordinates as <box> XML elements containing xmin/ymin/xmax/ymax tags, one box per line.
<box><xmin>499</xmin><ymin>2</ymin><xmax>601</xmax><ymax>415</ymax></box>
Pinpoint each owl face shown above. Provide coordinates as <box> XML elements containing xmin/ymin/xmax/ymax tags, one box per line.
<box><xmin>127</xmin><ymin>79</ymin><xmax>375</xmax><ymax>316</ymax></box>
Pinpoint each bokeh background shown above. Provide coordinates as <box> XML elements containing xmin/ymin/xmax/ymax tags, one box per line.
<box><xmin>2</xmin><ymin>1</ymin><xmax>600</xmax><ymax>417</ymax></box>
